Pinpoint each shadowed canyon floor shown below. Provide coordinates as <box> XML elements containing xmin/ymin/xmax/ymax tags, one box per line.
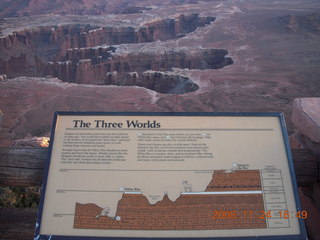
<box><xmin>1</xmin><ymin>0</ymin><xmax>320</xmax><ymax>146</ymax></box>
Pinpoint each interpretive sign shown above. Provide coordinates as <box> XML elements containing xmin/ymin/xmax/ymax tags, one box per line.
<box><xmin>35</xmin><ymin>112</ymin><xmax>307</xmax><ymax>240</ymax></box>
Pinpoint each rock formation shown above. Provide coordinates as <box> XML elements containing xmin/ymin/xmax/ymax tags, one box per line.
<box><xmin>291</xmin><ymin>98</ymin><xmax>320</xmax><ymax>158</ymax></box>
<box><xmin>290</xmin><ymin>98</ymin><xmax>320</xmax><ymax>240</ymax></box>
<box><xmin>0</xmin><ymin>14</ymin><xmax>216</xmax><ymax>79</ymax></box>
<box><xmin>40</xmin><ymin>48</ymin><xmax>231</xmax><ymax>88</ymax></box>
<box><xmin>1</xmin><ymin>1</ymin><xmax>320</xmax><ymax>238</ymax></box>
<box><xmin>0</xmin><ymin>13</ymin><xmax>222</xmax><ymax>93</ymax></box>
<box><xmin>0</xmin><ymin>76</ymin><xmax>166</xmax><ymax>146</ymax></box>
<box><xmin>105</xmin><ymin>70</ymin><xmax>199</xmax><ymax>94</ymax></box>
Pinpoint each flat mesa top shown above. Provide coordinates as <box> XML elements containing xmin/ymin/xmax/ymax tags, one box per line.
<box><xmin>35</xmin><ymin>112</ymin><xmax>307</xmax><ymax>240</ymax></box>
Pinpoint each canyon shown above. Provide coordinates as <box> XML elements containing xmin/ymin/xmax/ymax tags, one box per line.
<box><xmin>0</xmin><ymin>13</ymin><xmax>228</xmax><ymax>93</ymax></box>
<box><xmin>1</xmin><ymin>1</ymin><xmax>320</xmax><ymax>239</ymax></box>
<box><xmin>1</xmin><ymin>0</ymin><xmax>320</xmax><ymax>146</ymax></box>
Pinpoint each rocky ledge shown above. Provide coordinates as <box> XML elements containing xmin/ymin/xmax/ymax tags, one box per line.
<box><xmin>291</xmin><ymin>98</ymin><xmax>320</xmax><ymax>158</ymax></box>
<box><xmin>290</xmin><ymin>97</ymin><xmax>320</xmax><ymax>240</ymax></box>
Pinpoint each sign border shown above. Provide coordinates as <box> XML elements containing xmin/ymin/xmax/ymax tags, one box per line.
<box><xmin>34</xmin><ymin>112</ymin><xmax>307</xmax><ymax>240</ymax></box>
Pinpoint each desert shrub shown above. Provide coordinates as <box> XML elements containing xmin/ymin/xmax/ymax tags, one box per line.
<box><xmin>0</xmin><ymin>186</ymin><xmax>40</xmax><ymax>208</ymax></box>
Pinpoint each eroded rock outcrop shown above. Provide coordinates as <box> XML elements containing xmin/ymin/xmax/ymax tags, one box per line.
<box><xmin>41</xmin><ymin>47</ymin><xmax>232</xmax><ymax>89</ymax></box>
<box><xmin>0</xmin><ymin>14</ymin><xmax>216</xmax><ymax>79</ymax></box>
<box><xmin>291</xmin><ymin>98</ymin><xmax>320</xmax><ymax>158</ymax></box>
<box><xmin>290</xmin><ymin>98</ymin><xmax>320</xmax><ymax>240</ymax></box>
<box><xmin>105</xmin><ymin>71</ymin><xmax>199</xmax><ymax>94</ymax></box>
<box><xmin>0</xmin><ymin>13</ymin><xmax>221</xmax><ymax>93</ymax></box>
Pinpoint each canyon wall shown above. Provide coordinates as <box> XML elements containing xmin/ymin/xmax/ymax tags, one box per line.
<box><xmin>0</xmin><ymin>13</ymin><xmax>227</xmax><ymax>93</ymax></box>
<box><xmin>0</xmin><ymin>14</ymin><xmax>216</xmax><ymax>79</ymax></box>
<box><xmin>105</xmin><ymin>71</ymin><xmax>199</xmax><ymax>94</ymax></box>
<box><xmin>40</xmin><ymin>47</ymin><xmax>232</xmax><ymax>90</ymax></box>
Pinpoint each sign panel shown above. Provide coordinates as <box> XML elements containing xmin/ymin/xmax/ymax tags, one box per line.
<box><xmin>35</xmin><ymin>112</ymin><xmax>307</xmax><ymax>240</ymax></box>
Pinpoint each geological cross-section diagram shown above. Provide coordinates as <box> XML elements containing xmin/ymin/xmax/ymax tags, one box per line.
<box><xmin>74</xmin><ymin>170</ymin><xmax>267</xmax><ymax>230</ymax></box>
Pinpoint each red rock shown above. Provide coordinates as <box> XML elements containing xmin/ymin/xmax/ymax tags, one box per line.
<box><xmin>0</xmin><ymin>14</ymin><xmax>217</xmax><ymax>80</ymax></box>
<box><xmin>300</xmin><ymin>135</ymin><xmax>320</xmax><ymax>160</ymax></box>
<box><xmin>0</xmin><ymin>2</ymin><xmax>319</xmax><ymax>239</ymax></box>
<box><xmin>290</xmin><ymin>131</ymin><xmax>308</xmax><ymax>150</ymax></box>
<box><xmin>41</xmin><ymin>48</ymin><xmax>231</xmax><ymax>88</ymax></box>
<box><xmin>299</xmin><ymin>187</ymin><xmax>320</xmax><ymax>240</ymax></box>
<box><xmin>1</xmin><ymin>1</ymin><xmax>320</xmax><ymax>148</ymax></box>
<box><xmin>0</xmin><ymin>76</ymin><xmax>165</xmax><ymax>147</ymax></box>
<box><xmin>292</xmin><ymin>98</ymin><xmax>320</xmax><ymax>143</ymax></box>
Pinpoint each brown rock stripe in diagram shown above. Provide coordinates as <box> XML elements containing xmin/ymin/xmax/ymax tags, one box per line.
<box><xmin>206</xmin><ymin>170</ymin><xmax>262</xmax><ymax>191</ymax></box>
<box><xmin>74</xmin><ymin>170</ymin><xmax>267</xmax><ymax>230</ymax></box>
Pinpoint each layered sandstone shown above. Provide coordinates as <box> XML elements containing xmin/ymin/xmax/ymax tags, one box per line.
<box><xmin>41</xmin><ymin>48</ymin><xmax>232</xmax><ymax>88</ymax></box>
<box><xmin>105</xmin><ymin>71</ymin><xmax>199</xmax><ymax>94</ymax></box>
<box><xmin>0</xmin><ymin>14</ymin><xmax>216</xmax><ymax>79</ymax></box>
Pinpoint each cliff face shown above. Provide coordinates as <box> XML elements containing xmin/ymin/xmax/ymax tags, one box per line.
<box><xmin>58</xmin><ymin>14</ymin><xmax>215</xmax><ymax>51</ymax></box>
<box><xmin>0</xmin><ymin>25</ymin><xmax>92</xmax><ymax>75</ymax></box>
<box><xmin>2</xmin><ymin>0</ymin><xmax>320</xmax><ymax>151</ymax></box>
<box><xmin>0</xmin><ymin>14</ymin><xmax>215</xmax><ymax>77</ymax></box>
<box><xmin>105</xmin><ymin>71</ymin><xmax>199</xmax><ymax>94</ymax></box>
<box><xmin>0</xmin><ymin>54</ymin><xmax>29</xmax><ymax>76</ymax></box>
<box><xmin>143</xmin><ymin>14</ymin><xmax>215</xmax><ymax>40</ymax></box>
<box><xmin>39</xmin><ymin>47</ymin><xmax>232</xmax><ymax>91</ymax></box>
<box><xmin>0</xmin><ymin>14</ymin><xmax>219</xmax><ymax>89</ymax></box>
